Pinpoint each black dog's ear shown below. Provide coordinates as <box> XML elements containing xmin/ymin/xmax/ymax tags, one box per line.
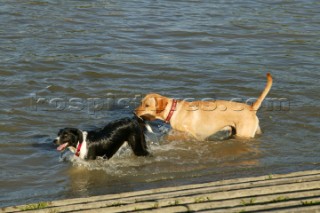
<box><xmin>76</xmin><ymin>129</ymin><xmax>83</xmax><ymax>143</ymax></box>
<box><xmin>57</xmin><ymin>129</ymin><xmax>64</xmax><ymax>136</ymax></box>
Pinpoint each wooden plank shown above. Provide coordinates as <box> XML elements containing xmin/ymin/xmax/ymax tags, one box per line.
<box><xmin>2</xmin><ymin>170</ymin><xmax>320</xmax><ymax>213</ymax></box>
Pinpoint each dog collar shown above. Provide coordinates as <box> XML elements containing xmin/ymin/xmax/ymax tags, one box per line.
<box><xmin>75</xmin><ymin>142</ymin><xmax>82</xmax><ymax>157</ymax></box>
<box><xmin>165</xmin><ymin>99</ymin><xmax>177</xmax><ymax>123</ymax></box>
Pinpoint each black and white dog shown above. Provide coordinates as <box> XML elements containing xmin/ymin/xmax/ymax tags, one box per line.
<box><xmin>53</xmin><ymin>116</ymin><xmax>150</xmax><ymax>160</ymax></box>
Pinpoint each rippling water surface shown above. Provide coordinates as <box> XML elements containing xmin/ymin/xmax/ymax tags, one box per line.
<box><xmin>1</xmin><ymin>0</ymin><xmax>319</xmax><ymax>207</ymax></box>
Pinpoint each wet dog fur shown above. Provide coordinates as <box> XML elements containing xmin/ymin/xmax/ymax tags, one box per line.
<box><xmin>53</xmin><ymin>116</ymin><xmax>150</xmax><ymax>160</ymax></box>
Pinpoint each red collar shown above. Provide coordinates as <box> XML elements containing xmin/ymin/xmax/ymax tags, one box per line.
<box><xmin>165</xmin><ymin>99</ymin><xmax>177</xmax><ymax>123</ymax></box>
<box><xmin>75</xmin><ymin>142</ymin><xmax>82</xmax><ymax>157</ymax></box>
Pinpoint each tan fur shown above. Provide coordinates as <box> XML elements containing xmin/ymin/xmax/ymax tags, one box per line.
<box><xmin>135</xmin><ymin>73</ymin><xmax>273</xmax><ymax>140</ymax></box>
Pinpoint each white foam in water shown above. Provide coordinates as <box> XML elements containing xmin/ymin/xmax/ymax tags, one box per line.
<box><xmin>54</xmin><ymin>130</ymin><xmax>158</xmax><ymax>173</ymax></box>
<box><xmin>145</xmin><ymin>123</ymin><xmax>154</xmax><ymax>133</ymax></box>
<box><xmin>57</xmin><ymin>128</ymin><xmax>198</xmax><ymax>176</ymax></box>
<box><xmin>58</xmin><ymin>144</ymin><xmax>149</xmax><ymax>176</ymax></box>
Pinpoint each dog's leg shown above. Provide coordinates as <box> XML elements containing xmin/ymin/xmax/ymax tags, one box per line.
<box><xmin>235</xmin><ymin>117</ymin><xmax>259</xmax><ymax>138</ymax></box>
<box><xmin>255</xmin><ymin>125</ymin><xmax>262</xmax><ymax>135</ymax></box>
<box><xmin>128</xmin><ymin>133</ymin><xmax>150</xmax><ymax>156</ymax></box>
<box><xmin>86</xmin><ymin>147</ymin><xmax>97</xmax><ymax>160</ymax></box>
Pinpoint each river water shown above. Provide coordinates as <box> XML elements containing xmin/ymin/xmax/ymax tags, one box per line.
<box><xmin>1</xmin><ymin>0</ymin><xmax>319</xmax><ymax>207</ymax></box>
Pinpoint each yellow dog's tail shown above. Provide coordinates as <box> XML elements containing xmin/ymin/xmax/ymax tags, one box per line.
<box><xmin>252</xmin><ymin>73</ymin><xmax>273</xmax><ymax>111</ymax></box>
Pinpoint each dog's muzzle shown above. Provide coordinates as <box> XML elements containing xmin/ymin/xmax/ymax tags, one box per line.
<box><xmin>53</xmin><ymin>138</ymin><xmax>58</xmax><ymax>145</ymax></box>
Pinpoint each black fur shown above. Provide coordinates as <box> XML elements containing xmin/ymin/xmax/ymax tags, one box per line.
<box><xmin>53</xmin><ymin>116</ymin><xmax>150</xmax><ymax>160</ymax></box>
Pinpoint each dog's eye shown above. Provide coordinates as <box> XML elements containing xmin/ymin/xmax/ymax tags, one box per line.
<box><xmin>145</xmin><ymin>104</ymin><xmax>150</xmax><ymax>107</ymax></box>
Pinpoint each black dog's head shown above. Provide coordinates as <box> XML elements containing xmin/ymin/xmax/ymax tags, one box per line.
<box><xmin>53</xmin><ymin>128</ymin><xmax>83</xmax><ymax>152</ymax></box>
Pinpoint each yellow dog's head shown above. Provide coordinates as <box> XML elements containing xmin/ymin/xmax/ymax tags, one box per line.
<box><xmin>135</xmin><ymin>93</ymin><xmax>168</xmax><ymax>121</ymax></box>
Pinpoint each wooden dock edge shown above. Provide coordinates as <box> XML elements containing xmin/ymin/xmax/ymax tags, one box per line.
<box><xmin>2</xmin><ymin>170</ymin><xmax>320</xmax><ymax>213</ymax></box>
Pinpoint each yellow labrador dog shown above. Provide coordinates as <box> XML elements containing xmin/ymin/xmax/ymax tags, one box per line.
<box><xmin>135</xmin><ymin>73</ymin><xmax>272</xmax><ymax>140</ymax></box>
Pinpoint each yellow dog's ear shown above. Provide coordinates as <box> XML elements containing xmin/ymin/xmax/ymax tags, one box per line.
<box><xmin>155</xmin><ymin>97</ymin><xmax>168</xmax><ymax>114</ymax></box>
